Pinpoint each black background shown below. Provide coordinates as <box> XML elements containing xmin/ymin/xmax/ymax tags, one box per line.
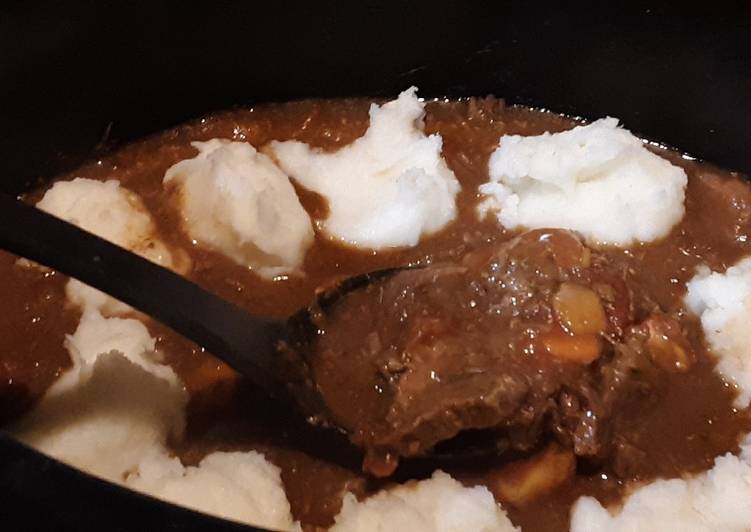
<box><xmin>1</xmin><ymin>2</ymin><xmax>750</xmax><ymax>530</ymax></box>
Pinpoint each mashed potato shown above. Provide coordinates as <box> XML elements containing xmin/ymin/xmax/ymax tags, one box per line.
<box><xmin>36</xmin><ymin>178</ymin><xmax>183</xmax><ymax>315</ymax></box>
<box><xmin>686</xmin><ymin>257</ymin><xmax>751</xmax><ymax>408</ymax></box>
<box><xmin>331</xmin><ymin>471</ymin><xmax>518</xmax><ymax>532</ymax></box>
<box><xmin>571</xmin><ymin>435</ymin><xmax>751</xmax><ymax>532</ymax></box>
<box><xmin>478</xmin><ymin>118</ymin><xmax>687</xmax><ymax>246</ymax></box>
<box><xmin>269</xmin><ymin>87</ymin><xmax>460</xmax><ymax>249</ymax></box>
<box><xmin>12</xmin><ymin>308</ymin><xmax>300</xmax><ymax>530</ymax></box>
<box><xmin>11</xmin><ymin>316</ymin><xmax>186</xmax><ymax>482</ymax></box>
<box><xmin>126</xmin><ymin>449</ymin><xmax>300</xmax><ymax>531</ymax></box>
<box><xmin>37</xmin><ymin>178</ymin><xmax>176</xmax><ymax>268</ymax></box>
<box><xmin>164</xmin><ymin>139</ymin><xmax>314</xmax><ymax>278</ymax></box>
<box><xmin>65</xmin><ymin>310</ymin><xmax>176</xmax><ymax>382</ymax></box>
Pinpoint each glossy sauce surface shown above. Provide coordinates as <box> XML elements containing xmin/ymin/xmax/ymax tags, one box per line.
<box><xmin>2</xmin><ymin>97</ymin><xmax>750</xmax><ymax>531</ymax></box>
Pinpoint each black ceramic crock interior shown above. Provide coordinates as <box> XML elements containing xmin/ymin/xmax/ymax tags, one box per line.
<box><xmin>1</xmin><ymin>3</ymin><xmax>750</xmax><ymax>531</ymax></box>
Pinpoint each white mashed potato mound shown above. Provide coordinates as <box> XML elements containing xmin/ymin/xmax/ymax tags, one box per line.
<box><xmin>126</xmin><ymin>449</ymin><xmax>300</xmax><ymax>531</ymax></box>
<box><xmin>11</xmin><ymin>350</ymin><xmax>186</xmax><ymax>483</ymax></box>
<box><xmin>685</xmin><ymin>257</ymin><xmax>751</xmax><ymax>408</ymax></box>
<box><xmin>13</xmin><ymin>306</ymin><xmax>299</xmax><ymax>529</ymax></box>
<box><xmin>37</xmin><ymin>177</ymin><xmax>175</xmax><ymax>268</ymax></box>
<box><xmin>164</xmin><ymin>139</ymin><xmax>314</xmax><ymax>278</ymax></box>
<box><xmin>65</xmin><ymin>310</ymin><xmax>176</xmax><ymax>383</ymax></box>
<box><xmin>330</xmin><ymin>470</ymin><xmax>518</xmax><ymax>532</ymax></box>
<box><xmin>12</xmin><ymin>309</ymin><xmax>185</xmax><ymax>481</ymax></box>
<box><xmin>269</xmin><ymin>87</ymin><xmax>460</xmax><ymax>249</ymax></box>
<box><xmin>65</xmin><ymin>280</ymin><xmax>133</xmax><ymax>315</ymax></box>
<box><xmin>571</xmin><ymin>435</ymin><xmax>751</xmax><ymax>532</ymax></box>
<box><xmin>478</xmin><ymin>118</ymin><xmax>687</xmax><ymax>246</ymax></box>
<box><xmin>36</xmin><ymin>177</ymin><xmax>180</xmax><ymax>315</ymax></box>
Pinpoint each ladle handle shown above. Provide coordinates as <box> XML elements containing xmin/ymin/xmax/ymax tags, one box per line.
<box><xmin>0</xmin><ymin>192</ymin><xmax>285</xmax><ymax>395</ymax></box>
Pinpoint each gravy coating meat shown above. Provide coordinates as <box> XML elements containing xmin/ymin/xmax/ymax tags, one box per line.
<box><xmin>300</xmin><ymin>229</ymin><xmax>689</xmax><ymax>476</ymax></box>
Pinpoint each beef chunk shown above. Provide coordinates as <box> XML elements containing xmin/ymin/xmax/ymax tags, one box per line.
<box><xmin>290</xmin><ymin>230</ymin><xmax>683</xmax><ymax>476</ymax></box>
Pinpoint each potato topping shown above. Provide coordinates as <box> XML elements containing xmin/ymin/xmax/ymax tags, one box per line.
<box><xmin>164</xmin><ymin>139</ymin><xmax>314</xmax><ymax>278</ymax></box>
<box><xmin>478</xmin><ymin>118</ymin><xmax>688</xmax><ymax>247</ymax></box>
<box><xmin>686</xmin><ymin>257</ymin><xmax>751</xmax><ymax>407</ymax></box>
<box><xmin>269</xmin><ymin>87</ymin><xmax>460</xmax><ymax>249</ymax></box>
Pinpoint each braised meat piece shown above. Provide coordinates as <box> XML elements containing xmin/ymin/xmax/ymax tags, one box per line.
<box><xmin>291</xmin><ymin>229</ymin><xmax>691</xmax><ymax>476</ymax></box>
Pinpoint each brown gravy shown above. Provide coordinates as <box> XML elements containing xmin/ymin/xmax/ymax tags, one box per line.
<box><xmin>2</xmin><ymin>97</ymin><xmax>751</xmax><ymax>530</ymax></box>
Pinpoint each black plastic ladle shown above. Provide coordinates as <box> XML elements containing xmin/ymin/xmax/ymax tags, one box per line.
<box><xmin>0</xmin><ymin>192</ymin><xmax>289</xmax><ymax>398</ymax></box>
